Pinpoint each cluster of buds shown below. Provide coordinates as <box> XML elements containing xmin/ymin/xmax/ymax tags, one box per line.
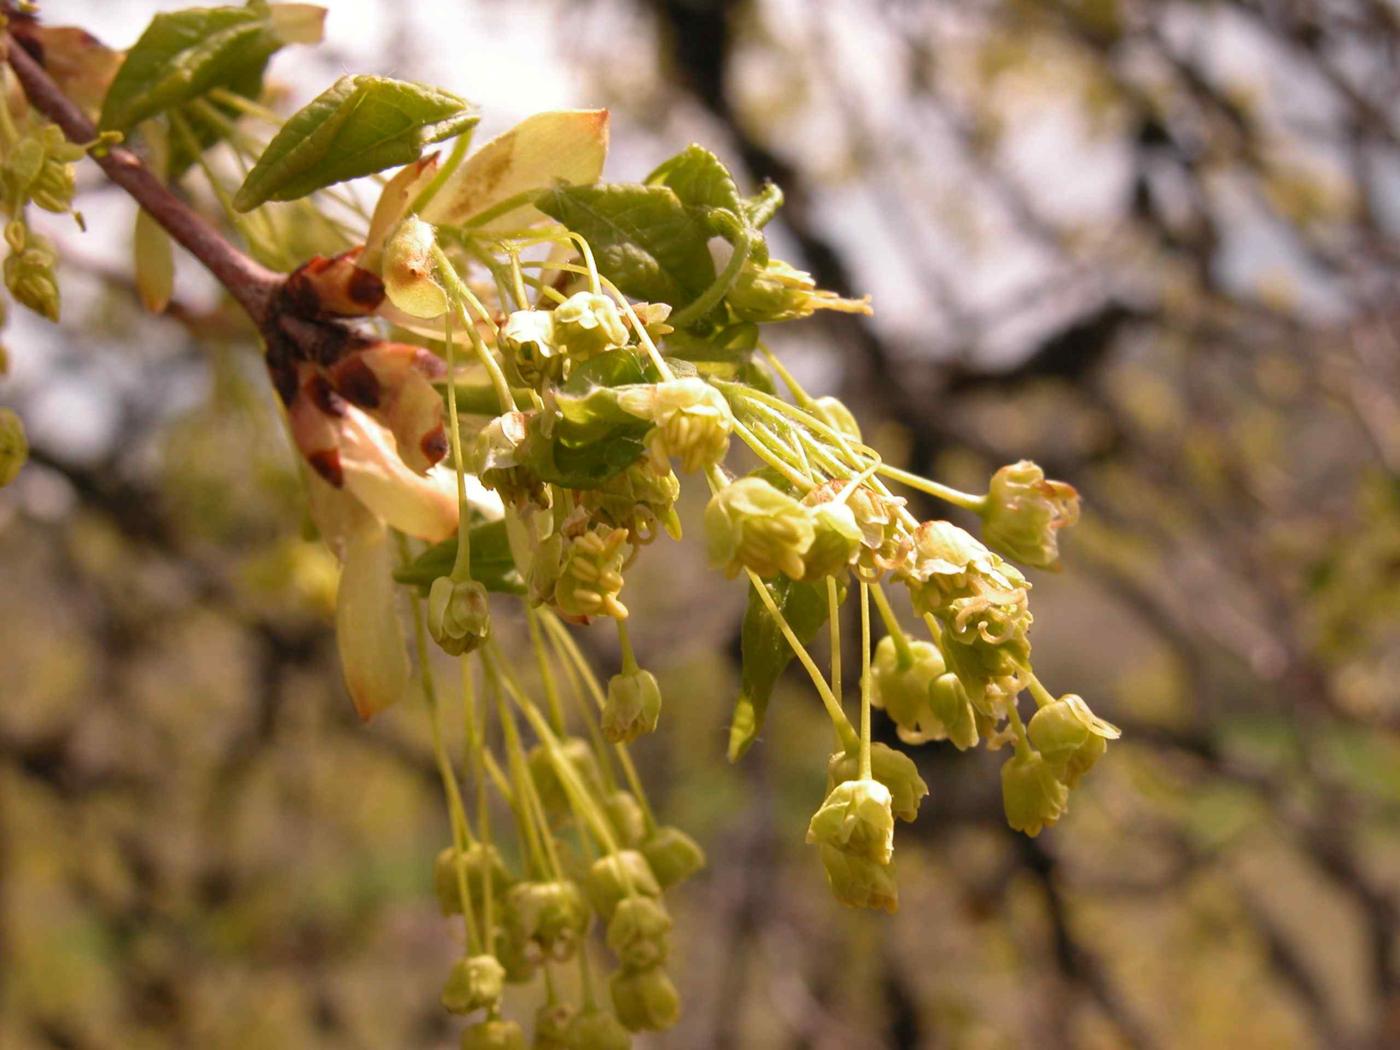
<box><xmin>1</xmin><ymin>121</ymin><xmax>84</xmax><ymax>217</ymax></box>
<box><xmin>3</xmin><ymin>220</ymin><xmax>60</xmax><ymax>322</ymax></box>
<box><xmin>704</xmin><ymin>475</ymin><xmax>867</xmax><ymax>583</ymax></box>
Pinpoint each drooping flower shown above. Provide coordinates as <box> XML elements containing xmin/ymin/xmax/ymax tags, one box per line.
<box><xmin>980</xmin><ymin>460</ymin><xmax>1081</xmax><ymax>570</ymax></box>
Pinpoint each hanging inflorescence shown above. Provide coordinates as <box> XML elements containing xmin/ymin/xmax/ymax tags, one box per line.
<box><xmin>0</xmin><ymin>7</ymin><xmax>1120</xmax><ymax>1045</ymax></box>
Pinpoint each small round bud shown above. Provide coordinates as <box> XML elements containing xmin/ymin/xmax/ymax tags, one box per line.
<box><xmin>532</xmin><ymin>1001</ymin><xmax>576</xmax><ymax>1050</ymax></box>
<box><xmin>553</xmin><ymin>292</ymin><xmax>627</xmax><ymax>360</ymax></box>
<box><xmin>505</xmin><ymin>880</ymin><xmax>590</xmax><ymax>961</ymax></box>
<box><xmin>433</xmin><ymin>842</ymin><xmax>512</xmax><ymax>917</ymax></box>
<box><xmin>980</xmin><ymin>460</ymin><xmax>1081</xmax><ymax>570</ymax></box>
<box><xmin>624</xmin><ymin>377</ymin><xmax>732</xmax><ymax>473</ymax></box>
<box><xmin>870</xmin><ymin>635</ymin><xmax>944</xmax><ymax>737</ymax></box>
<box><xmin>441</xmin><ymin>953</ymin><xmax>506</xmax><ymax>1015</ymax></box>
<box><xmin>460</xmin><ymin>1018</ymin><xmax>526</xmax><ymax>1050</ymax></box>
<box><xmin>639</xmin><ymin>826</ymin><xmax>706</xmax><ymax>890</ymax></box>
<box><xmin>1001</xmin><ymin>749</ymin><xmax>1070</xmax><ymax>837</ymax></box>
<box><xmin>606</xmin><ymin>895</ymin><xmax>673</xmax><ymax>970</ymax></box>
<box><xmin>603</xmin><ymin>669</ymin><xmax>662</xmax><ymax>743</ymax></box>
<box><xmin>812</xmin><ymin>395</ymin><xmax>862</xmax><ymax>442</ymax></box>
<box><xmin>1027</xmin><ymin>698</ymin><xmax>1090</xmax><ymax>760</ymax></box>
<box><xmin>492</xmin><ymin>927</ymin><xmax>537</xmax><ymax>984</ymax></box>
<box><xmin>603</xmin><ymin>790</ymin><xmax>648</xmax><ymax>847</ymax></box>
<box><xmin>806</xmin><ymin>778</ymin><xmax>895</xmax><ymax>865</ymax></box>
<box><xmin>704</xmin><ymin>476</ymin><xmax>815</xmax><ymax>580</ymax></box>
<box><xmin>800</xmin><ymin>500</ymin><xmax>862</xmax><ymax>581</ymax></box>
<box><xmin>498</xmin><ymin>309</ymin><xmax>561</xmax><ymax>387</ymax></box>
<box><xmin>428</xmin><ymin>576</ymin><xmax>491</xmax><ymax>655</ymax></box>
<box><xmin>927</xmin><ymin>673</ymin><xmax>979</xmax><ymax>750</ymax></box>
<box><xmin>585</xmin><ymin>850</ymin><xmax>661</xmax><ymax>921</ymax></box>
<box><xmin>565</xmin><ymin>1007</ymin><xmax>633</xmax><ymax>1050</ymax></box>
<box><xmin>554</xmin><ymin>526</ymin><xmax>630</xmax><ymax>620</ymax></box>
<box><xmin>817</xmin><ymin>844</ymin><xmax>898</xmax><ymax>913</ymax></box>
<box><xmin>609</xmin><ymin>965</ymin><xmax>681</xmax><ymax>1032</ymax></box>
<box><xmin>1062</xmin><ymin>731</ymin><xmax>1107</xmax><ymax>789</ymax></box>
<box><xmin>0</xmin><ymin>408</ymin><xmax>29</xmax><ymax>488</ymax></box>
<box><xmin>826</xmin><ymin>743</ymin><xmax>928</xmax><ymax>824</ymax></box>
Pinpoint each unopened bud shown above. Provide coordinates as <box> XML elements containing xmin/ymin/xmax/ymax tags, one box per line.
<box><xmin>639</xmin><ymin>826</ymin><xmax>705</xmax><ymax>889</ymax></box>
<box><xmin>928</xmin><ymin>673</ymin><xmax>979</xmax><ymax>750</ymax></box>
<box><xmin>705</xmin><ymin>476</ymin><xmax>815</xmax><ymax>580</ymax></box>
<box><xmin>553</xmin><ymin>291</ymin><xmax>627</xmax><ymax>360</ymax></box>
<box><xmin>806</xmin><ymin>778</ymin><xmax>895</xmax><ymax>865</ymax></box>
<box><xmin>532</xmin><ymin>1001</ymin><xmax>576</xmax><ymax>1050</ymax></box>
<box><xmin>0</xmin><ymin>408</ymin><xmax>28</xmax><ymax>488</ymax></box>
<box><xmin>428</xmin><ymin>576</ymin><xmax>491</xmax><ymax>654</ymax></box>
<box><xmin>1001</xmin><ymin>749</ymin><xmax>1070</xmax><ymax>837</ymax></box>
<box><xmin>566</xmin><ymin>1007</ymin><xmax>633</xmax><ymax>1050</ymax></box>
<box><xmin>800</xmin><ymin>500</ymin><xmax>862</xmax><ymax>580</ymax></box>
<box><xmin>1028</xmin><ymin>693</ymin><xmax>1117</xmax><ymax>787</ymax></box>
<box><xmin>433</xmin><ymin>842</ymin><xmax>512</xmax><ymax>917</ymax></box>
<box><xmin>818</xmin><ymin>844</ymin><xmax>898</xmax><ymax>913</ymax></box>
<box><xmin>441</xmin><ymin>953</ymin><xmax>506</xmax><ymax>1014</ymax></box>
<box><xmin>505</xmin><ymin>880</ymin><xmax>590</xmax><ymax>961</ymax></box>
<box><xmin>603</xmin><ymin>669</ymin><xmax>662</xmax><ymax>743</ymax></box>
<box><xmin>585</xmin><ymin>850</ymin><xmax>661</xmax><ymax>921</ymax></box>
<box><xmin>980</xmin><ymin>460</ymin><xmax>1081</xmax><ymax>569</ymax></box>
<box><xmin>459</xmin><ymin>1018</ymin><xmax>526</xmax><ymax>1050</ymax></box>
<box><xmin>606</xmin><ymin>895</ymin><xmax>672</xmax><ymax>970</ymax></box>
<box><xmin>870</xmin><ymin>635</ymin><xmax>944</xmax><ymax>737</ymax></box>
<box><xmin>609</xmin><ymin>965</ymin><xmax>680</xmax><ymax>1033</ymax></box>
<box><xmin>827</xmin><ymin>743</ymin><xmax>928</xmax><ymax>823</ymax></box>
<box><xmin>528</xmin><ymin>737</ymin><xmax>605</xmax><ymax>822</ymax></box>
<box><xmin>604</xmin><ymin>790</ymin><xmax>648</xmax><ymax>847</ymax></box>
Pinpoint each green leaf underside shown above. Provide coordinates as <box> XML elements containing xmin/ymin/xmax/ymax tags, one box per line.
<box><xmin>729</xmin><ymin>577</ymin><xmax>837</xmax><ymax>762</ymax></box>
<box><xmin>233</xmin><ymin>75</ymin><xmax>478</xmax><ymax>211</ymax></box>
<box><xmin>536</xmin><ymin>184</ymin><xmax>716</xmax><ymax>306</ymax></box>
<box><xmin>100</xmin><ymin>6</ymin><xmax>282</xmax><ymax>131</ymax></box>
<box><xmin>392</xmin><ymin>518</ymin><xmax>522</xmax><ymax>594</ymax></box>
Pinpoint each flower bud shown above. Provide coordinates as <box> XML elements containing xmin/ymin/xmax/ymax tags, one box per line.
<box><xmin>383</xmin><ymin>216</ymin><xmax>447</xmax><ymax>318</ymax></box>
<box><xmin>800</xmin><ymin>500</ymin><xmax>862</xmax><ymax>581</ymax></box>
<box><xmin>639</xmin><ymin>826</ymin><xmax>705</xmax><ymax>889</ymax></box>
<box><xmin>428</xmin><ymin>576</ymin><xmax>491</xmax><ymax>655</ymax></box>
<box><xmin>826</xmin><ymin>743</ymin><xmax>928</xmax><ymax>823</ymax></box>
<box><xmin>553</xmin><ymin>291</ymin><xmax>627</xmax><ymax>360</ymax></box>
<box><xmin>499</xmin><ymin>309</ymin><xmax>561</xmax><ymax>387</ymax></box>
<box><xmin>604</xmin><ymin>790</ymin><xmax>648</xmax><ymax>847</ymax></box>
<box><xmin>705</xmin><ymin>476</ymin><xmax>815</xmax><ymax>580</ymax></box>
<box><xmin>433</xmin><ymin>842</ymin><xmax>512</xmax><ymax>917</ymax></box>
<box><xmin>492</xmin><ymin>927</ymin><xmax>537</xmax><ymax>984</ymax></box>
<box><xmin>585</xmin><ymin>850</ymin><xmax>662</xmax><ymax>921</ymax></box>
<box><xmin>606</xmin><ymin>895</ymin><xmax>673</xmax><ymax>970</ymax></box>
<box><xmin>505</xmin><ymin>880</ymin><xmax>590</xmax><ymax>961</ymax></box>
<box><xmin>870</xmin><ymin>635</ymin><xmax>944</xmax><ymax>737</ymax></box>
<box><xmin>817</xmin><ymin>844</ymin><xmax>898</xmax><ymax>913</ymax></box>
<box><xmin>806</xmin><ymin>778</ymin><xmax>895</xmax><ymax>865</ymax></box>
<box><xmin>565</xmin><ymin>1007</ymin><xmax>633</xmax><ymax>1050</ymax></box>
<box><xmin>1061</xmin><ymin>732</ymin><xmax>1107</xmax><ymax>788</ymax></box>
<box><xmin>812</xmin><ymin>395</ymin><xmax>861</xmax><ymax>442</ymax></box>
<box><xmin>4</xmin><ymin>230</ymin><xmax>60</xmax><ymax>322</ymax></box>
<box><xmin>1001</xmin><ymin>749</ymin><xmax>1070</xmax><ymax>837</ymax></box>
<box><xmin>532</xmin><ymin>1001</ymin><xmax>576</xmax><ymax>1050</ymax></box>
<box><xmin>441</xmin><ymin>953</ymin><xmax>506</xmax><ymax>1014</ymax></box>
<box><xmin>554</xmin><ymin>526</ymin><xmax>630</xmax><ymax>620</ymax></box>
<box><xmin>980</xmin><ymin>460</ymin><xmax>1080</xmax><ymax>570</ymax></box>
<box><xmin>1028</xmin><ymin>694</ymin><xmax>1117</xmax><ymax>787</ymax></box>
<box><xmin>0</xmin><ymin>408</ymin><xmax>28</xmax><ymax>488</ymax></box>
<box><xmin>726</xmin><ymin>257</ymin><xmax>872</xmax><ymax>323</ymax></box>
<box><xmin>625</xmin><ymin>377</ymin><xmax>732</xmax><ymax>473</ymax></box>
<box><xmin>609</xmin><ymin>965</ymin><xmax>681</xmax><ymax>1032</ymax></box>
<box><xmin>928</xmin><ymin>673</ymin><xmax>979</xmax><ymax>750</ymax></box>
<box><xmin>528</xmin><ymin>737</ymin><xmax>605</xmax><ymax>822</ymax></box>
<box><xmin>603</xmin><ymin>669</ymin><xmax>662</xmax><ymax>743</ymax></box>
<box><xmin>460</xmin><ymin>1018</ymin><xmax>527</xmax><ymax>1050</ymax></box>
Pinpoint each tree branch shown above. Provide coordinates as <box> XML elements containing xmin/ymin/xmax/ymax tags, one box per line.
<box><xmin>4</xmin><ymin>31</ymin><xmax>281</xmax><ymax>327</ymax></box>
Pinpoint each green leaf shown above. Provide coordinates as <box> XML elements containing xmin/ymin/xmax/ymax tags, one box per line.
<box><xmin>233</xmin><ymin>75</ymin><xmax>478</xmax><ymax>211</ymax></box>
<box><xmin>391</xmin><ymin>518</ymin><xmax>523</xmax><ymax>594</ymax></box>
<box><xmin>728</xmin><ymin>576</ymin><xmax>838</xmax><ymax>762</ymax></box>
<box><xmin>647</xmin><ymin>145</ymin><xmax>769</xmax><ymax>265</ymax></box>
<box><xmin>100</xmin><ymin>5</ymin><xmax>283</xmax><ymax>132</ymax></box>
<box><xmin>536</xmin><ymin>184</ymin><xmax>715</xmax><ymax>306</ymax></box>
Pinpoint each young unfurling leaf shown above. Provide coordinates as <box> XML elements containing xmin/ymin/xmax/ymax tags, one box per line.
<box><xmin>421</xmin><ymin>109</ymin><xmax>609</xmax><ymax>231</ymax></box>
<box><xmin>537</xmin><ymin>184</ymin><xmax>715</xmax><ymax>307</ymax></box>
<box><xmin>99</xmin><ymin>5</ymin><xmax>287</xmax><ymax>131</ymax></box>
<box><xmin>233</xmin><ymin>76</ymin><xmax>478</xmax><ymax>211</ymax></box>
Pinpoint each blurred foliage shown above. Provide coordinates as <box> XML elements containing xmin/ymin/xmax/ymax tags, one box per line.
<box><xmin>1</xmin><ymin>1</ymin><xmax>1398</xmax><ymax>1048</ymax></box>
